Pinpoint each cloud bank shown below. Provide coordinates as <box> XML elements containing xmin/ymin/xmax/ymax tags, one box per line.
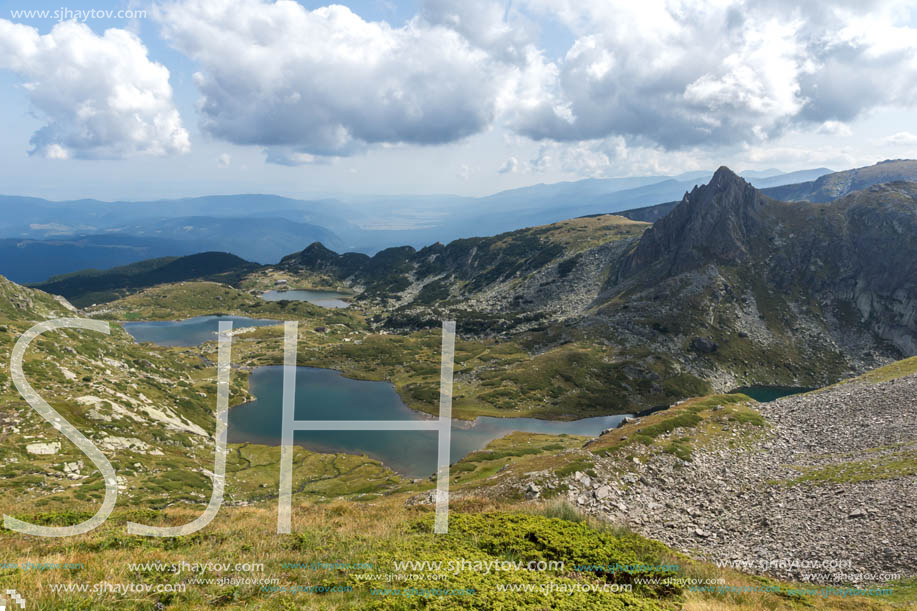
<box><xmin>153</xmin><ymin>0</ymin><xmax>917</xmax><ymax>162</ymax></box>
<box><xmin>514</xmin><ymin>0</ymin><xmax>917</xmax><ymax>148</ymax></box>
<box><xmin>3</xmin><ymin>0</ymin><xmax>917</xmax><ymax>165</ymax></box>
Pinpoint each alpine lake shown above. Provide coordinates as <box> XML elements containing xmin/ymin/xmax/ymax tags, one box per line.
<box><xmin>123</xmin><ymin>306</ymin><xmax>630</xmax><ymax>478</ymax></box>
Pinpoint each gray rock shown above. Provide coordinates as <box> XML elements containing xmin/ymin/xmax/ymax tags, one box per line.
<box><xmin>690</xmin><ymin>337</ymin><xmax>718</xmax><ymax>353</ymax></box>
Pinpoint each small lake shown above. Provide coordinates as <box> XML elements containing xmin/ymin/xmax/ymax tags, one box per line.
<box><xmin>261</xmin><ymin>290</ymin><xmax>350</xmax><ymax>308</ymax></box>
<box><xmin>228</xmin><ymin>366</ymin><xmax>631</xmax><ymax>478</ymax></box>
<box><xmin>729</xmin><ymin>385</ymin><xmax>813</xmax><ymax>402</ymax></box>
<box><xmin>122</xmin><ymin>315</ymin><xmax>279</xmax><ymax>347</ymax></box>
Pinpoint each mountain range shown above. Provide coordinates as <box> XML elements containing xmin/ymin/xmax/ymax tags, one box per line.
<box><xmin>273</xmin><ymin>166</ymin><xmax>917</xmax><ymax>394</ymax></box>
<box><xmin>0</xmin><ymin>167</ymin><xmax>836</xmax><ymax>283</ymax></box>
<box><xmin>617</xmin><ymin>158</ymin><xmax>917</xmax><ymax>223</ymax></box>
<box><xmin>36</xmin><ymin>163</ymin><xmax>917</xmax><ymax>402</ymax></box>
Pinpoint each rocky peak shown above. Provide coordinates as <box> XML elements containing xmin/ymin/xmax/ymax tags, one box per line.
<box><xmin>618</xmin><ymin>166</ymin><xmax>771</xmax><ymax>279</ymax></box>
<box><xmin>284</xmin><ymin>242</ymin><xmax>336</xmax><ymax>265</ymax></box>
<box><xmin>278</xmin><ymin>242</ymin><xmax>371</xmax><ymax>280</ymax></box>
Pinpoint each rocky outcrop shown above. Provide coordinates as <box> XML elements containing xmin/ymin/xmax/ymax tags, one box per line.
<box><xmin>618</xmin><ymin>167</ymin><xmax>772</xmax><ymax>279</ymax></box>
<box><xmin>603</xmin><ymin>168</ymin><xmax>917</xmax><ymax>386</ymax></box>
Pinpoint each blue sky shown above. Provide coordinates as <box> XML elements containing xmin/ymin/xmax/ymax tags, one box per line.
<box><xmin>1</xmin><ymin>0</ymin><xmax>916</xmax><ymax>201</ymax></box>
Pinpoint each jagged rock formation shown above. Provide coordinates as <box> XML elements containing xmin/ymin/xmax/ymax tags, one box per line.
<box><xmin>618</xmin><ymin>159</ymin><xmax>917</xmax><ymax>223</ymax></box>
<box><xmin>599</xmin><ymin>168</ymin><xmax>917</xmax><ymax>388</ymax></box>
<box><xmin>619</xmin><ymin>167</ymin><xmax>771</xmax><ymax>278</ymax></box>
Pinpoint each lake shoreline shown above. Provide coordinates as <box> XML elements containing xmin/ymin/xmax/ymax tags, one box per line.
<box><xmin>228</xmin><ymin>364</ymin><xmax>632</xmax><ymax>478</ymax></box>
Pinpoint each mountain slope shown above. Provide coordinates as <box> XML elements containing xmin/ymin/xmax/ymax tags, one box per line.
<box><xmin>0</xmin><ymin>274</ymin><xmax>76</xmax><ymax>320</ymax></box>
<box><xmin>762</xmin><ymin>159</ymin><xmax>917</xmax><ymax>202</ymax></box>
<box><xmin>567</xmin><ymin>359</ymin><xmax>917</xmax><ymax>582</ymax></box>
<box><xmin>32</xmin><ymin>252</ymin><xmax>259</xmax><ymax>307</ymax></box>
<box><xmin>282</xmin><ymin>167</ymin><xmax>917</xmax><ymax>395</ymax></box>
<box><xmin>28</xmin><ymin>166</ymin><xmax>917</xmax><ymax>408</ymax></box>
<box><xmin>279</xmin><ymin>214</ymin><xmax>650</xmax><ymax>329</ymax></box>
<box><xmin>599</xmin><ymin>168</ymin><xmax>917</xmax><ymax>388</ymax></box>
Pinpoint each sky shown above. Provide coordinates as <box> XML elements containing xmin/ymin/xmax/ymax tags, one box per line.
<box><xmin>1</xmin><ymin>0</ymin><xmax>917</xmax><ymax>201</ymax></box>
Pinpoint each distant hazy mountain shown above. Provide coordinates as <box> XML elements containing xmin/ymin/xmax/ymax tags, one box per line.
<box><xmin>0</xmin><ymin>194</ymin><xmax>349</xmax><ymax>282</ymax></box>
<box><xmin>0</xmin><ymin>166</ymin><xmax>835</xmax><ymax>283</ymax></box>
<box><xmin>761</xmin><ymin>159</ymin><xmax>917</xmax><ymax>202</ymax></box>
<box><xmin>111</xmin><ymin>216</ymin><xmax>342</xmax><ymax>263</ymax></box>
<box><xmin>737</xmin><ymin>168</ymin><xmax>784</xmax><ymax>179</ymax></box>
<box><xmin>0</xmin><ymin>235</ymin><xmax>196</xmax><ymax>284</ymax></box>
<box><xmin>745</xmin><ymin>167</ymin><xmax>833</xmax><ymax>188</ymax></box>
<box><xmin>32</xmin><ymin>252</ymin><xmax>257</xmax><ymax>307</ymax></box>
<box><xmin>0</xmin><ymin>193</ymin><xmax>350</xmax><ymax>238</ymax></box>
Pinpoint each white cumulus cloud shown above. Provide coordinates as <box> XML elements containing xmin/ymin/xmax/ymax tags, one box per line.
<box><xmin>155</xmin><ymin>0</ymin><xmax>528</xmax><ymax>162</ymax></box>
<box><xmin>0</xmin><ymin>19</ymin><xmax>189</xmax><ymax>159</ymax></box>
<box><xmin>99</xmin><ymin>0</ymin><xmax>917</xmax><ymax>164</ymax></box>
<box><xmin>511</xmin><ymin>0</ymin><xmax>917</xmax><ymax>149</ymax></box>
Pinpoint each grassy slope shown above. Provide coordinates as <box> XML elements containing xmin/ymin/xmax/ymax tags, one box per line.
<box><xmin>2</xmin><ymin>488</ymin><xmax>912</xmax><ymax>609</ymax></box>
<box><xmin>829</xmin><ymin>355</ymin><xmax>917</xmax><ymax>386</ymax></box>
<box><xmin>32</xmin><ymin>253</ymin><xmax>259</xmax><ymax>308</ymax></box>
<box><xmin>4</xmin><ymin>277</ymin><xmax>915</xmax><ymax>608</ymax></box>
<box><xmin>2</xmin><ymin>318</ymin><xmax>914</xmax><ymax>607</ymax></box>
<box><xmin>513</xmin><ymin>214</ymin><xmax>649</xmax><ymax>253</ymax></box>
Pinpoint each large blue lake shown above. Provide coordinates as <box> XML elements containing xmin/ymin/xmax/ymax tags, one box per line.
<box><xmin>122</xmin><ymin>316</ymin><xmax>630</xmax><ymax>477</ymax></box>
<box><xmin>228</xmin><ymin>366</ymin><xmax>630</xmax><ymax>478</ymax></box>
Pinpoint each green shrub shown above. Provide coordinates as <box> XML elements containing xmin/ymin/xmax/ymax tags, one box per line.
<box><xmin>555</xmin><ymin>459</ymin><xmax>595</xmax><ymax>478</ymax></box>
